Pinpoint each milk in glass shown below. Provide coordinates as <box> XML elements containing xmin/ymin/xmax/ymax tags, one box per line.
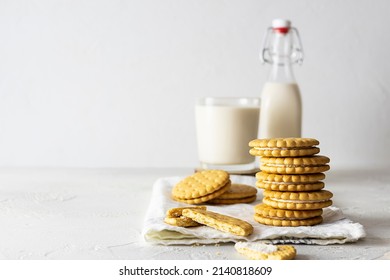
<box><xmin>195</xmin><ymin>98</ymin><xmax>260</xmax><ymax>172</ymax></box>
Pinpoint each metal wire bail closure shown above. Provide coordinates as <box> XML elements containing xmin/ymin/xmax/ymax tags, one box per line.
<box><xmin>260</xmin><ymin>27</ymin><xmax>273</xmax><ymax>64</ymax></box>
<box><xmin>291</xmin><ymin>27</ymin><xmax>304</xmax><ymax>65</ymax></box>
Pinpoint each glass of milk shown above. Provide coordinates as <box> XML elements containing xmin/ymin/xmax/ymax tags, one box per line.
<box><xmin>195</xmin><ymin>97</ymin><xmax>260</xmax><ymax>173</ymax></box>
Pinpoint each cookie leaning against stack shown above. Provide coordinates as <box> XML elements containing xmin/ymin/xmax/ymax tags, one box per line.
<box><xmin>171</xmin><ymin>170</ymin><xmax>231</xmax><ymax>204</ymax></box>
<box><xmin>249</xmin><ymin>138</ymin><xmax>333</xmax><ymax>227</ymax></box>
<box><xmin>171</xmin><ymin>170</ymin><xmax>257</xmax><ymax>205</ymax></box>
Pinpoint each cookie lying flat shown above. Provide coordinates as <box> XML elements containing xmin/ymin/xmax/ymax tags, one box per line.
<box><xmin>235</xmin><ymin>241</ymin><xmax>296</xmax><ymax>260</ymax></box>
<box><xmin>260</xmin><ymin>156</ymin><xmax>330</xmax><ymax>174</ymax></box>
<box><xmin>216</xmin><ymin>184</ymin><xmax>257</xmax><ymax>199</ymax></box>
<box><xmin>254</xmin><ymin>214</ymin><xmax>323</xmax><ymax>227</ymax></box>
<box><xmin>181</xmin><ymin>209</ymin><xmax>253</xmax><ymax>236</ymax></box>
<box><xmin>172</xmin><ymin>170</ymin><xmax>230</xmax><ymax>204</ymax></box>
<box><xmin>263</xmin><ymin>190</ymin><xmax>333</xmax><ymax>210</ymax></box>
<box><xmin>256</xmin><ymin>172</ymin><xmax>325</xmax><ymax>192</ymax></box>
<box><xmin>249</xmin><ymin>138</ymin><xmax>319</xmax><ymax>157</ymax></box>
<box><xmin>164</xmin><ymin>206</ymin><xmax>207</xmax><ymax>227</ymax></box>
<box><xmin>208</xmin><ymin>184</ymin><xmax>257</xmax><ymax>204</ymax></box>
<box><xmin>208</xmin><ymin>196</ymin><xmax>257</xmax><ymax>205</ymax></box>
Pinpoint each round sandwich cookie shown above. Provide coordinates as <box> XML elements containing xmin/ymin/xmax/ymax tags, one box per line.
<box><xmin>173</xmin><ymin>182</ymin><xmax>230</xmax><ymax>204</ymax></box>
<box><xmin>255</xmin><ymin>172</ymin><xmax>325</xmax><ymax>191</ymax></box>
<box><xmin>260</xmin><ymin>155</ymin><xmax>330</xmax><ymax>174</ymax></box>
<box><xmin>172</xmin><ymin>170</ymin><xmax>230</xmax><ymax>204</ymax></box>
<box><xmin>249</xmin><ymin>138</ymin><xmax>320</xmax><ymax>157</ymax></box>
<box><xmin>235</xmin><ymin>241</ymin><xmax>296</xmax><ymax>260</ymax></box>
<box><xmin>262</xmin><ymin>190</ymin><xmax>333</xmax><ymax>210</ymax></box>
<box><xmin>254</xmin><ymin>213</ymin><xmax>323</xmax><ymax>227</ymax></box>
<box><xmin>215</xmin><ymin>184</ymin><xmax>257</xmax><ymax>199</ymax></box>
<box><xmin>254</xmin><ymin>203</ymin><xmax>323</xmax><ymax>220</ymax></box>
<box><xmin>208</xmin><ymin>183</ymin><xmax>257</xmax><ymax>204</ymax></box>
<box><xmin>208</xmin><ymin>196</ymin><xmax>257</xmax><ymax>205</ymax></box>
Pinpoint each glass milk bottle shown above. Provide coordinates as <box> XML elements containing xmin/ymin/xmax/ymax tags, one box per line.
<box><xmin>259</xmin><ymin>19</ymin><xmax>304</xmax><ymax>138</ymax></box>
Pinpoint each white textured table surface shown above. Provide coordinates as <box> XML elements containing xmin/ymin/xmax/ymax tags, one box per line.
<box><xmin>0</xmin><ymin>167</ymin><xmax>389</xmax><ymax>260</ymax></box>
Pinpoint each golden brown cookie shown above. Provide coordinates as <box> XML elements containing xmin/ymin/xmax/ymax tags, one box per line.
<box><xmin>166</xmin><ymin>206</ymin><xmax>207</xmax><ymax>218</ymax></box>
<box><xmin>235</xmin><ymin>241</ymin><xmax>296</xmax><ymax>260</ymax></box>
<box><xmin>254</xmin><ymin>214</ymin><xmax>323</xmax><ymax>227</ymax></box>
<box><xmin>164</xmin><ymin>217</ymin><xmax>201</xmax><ymax>227</ymax></box>
<box><xmin>171</xmin><ymin>170</ymin><xmax>231</xmax><ymax>204</ymax></box>
<box><xmin>264</xmin><ymin>189</ymin><xmax>333</xmax><ymax>201</ymax></box>
<box><xmin>260</xmin><ymin>156</ymin><xmax>330</xmax><ymax>174</ymax></box>
<box><xmin>206</xmin><ymin>183</ymin><xmax>257</xmax><ymax>204</ymax></box>
<box><xmin>216</xmin><ymin>184</ymin><xmax>257</xmax><ymax>199</ymax></box>
<box><xmin>173</xmin><ymin>182</ymin><xmax>230</xmax><ymax>204</ymax></box>
<box><xmin>208</xmin><ymin>195</ymin><xmax>257</xmax><ymax>205</ymax></box>
<box><xmin>172</xmin><ymin>170</ymin><xmax>230</xmax><ymax>199</ymax></box>
<box><xmin>256</xmin><ymin>172</ymin><xmax>326</xmax><ymax>183</ymax></box>
<box><xmin>254</xmin><ymin>204</ymin><xmax>323</xmax><ymax>219</ymax></box>
<box><xmin>164</xmin><ymin>206</ymin><xmax>207</xmax><ymax>227</ymax></box>
<box><xmin>256</xmin><ymin>181</ymin><xmax>324</xmax><ymax>192</ymax></box>
<box><xmin>262</xmin><ymin>190</ymin><xmax>333</xmax><ymax>210</ymax></box>
<box><xmin>249</xmin><ymin>138</ymin><xmax>320</xmax><ymax>157</ymax></box>
<box><xmin>249</xmin><ymin>138</ymin><xmax>319</xmax><ymax>148</ymax></box>
<box><xmin>262</xmin><ymin>197</ymin><xmax>332</xmax><ymax>210</ymax></box>
<box><xmin>182</xmin><ymin>209</ymin><xmax>253</xmax><ymax>236</ymax></box>
<box><xmin>255</xmin><ymin>172</ymin><xmax>325</xmax><ymax>191</ymax></box>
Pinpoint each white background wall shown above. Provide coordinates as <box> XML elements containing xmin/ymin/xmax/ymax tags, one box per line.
<box><xmin>0</xmin><ymin>0</ymin><xmax>389</xmax><ymax>168</ymax></box>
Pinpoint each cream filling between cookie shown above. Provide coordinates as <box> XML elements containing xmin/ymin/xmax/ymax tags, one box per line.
<box><xmin>264</xmin><ymin>164</ymin><xmax>326</xmax><ymax>168</ymax></box>
<box><xmin>254</xmin><ymin>147</ymin><xmax>314</xmax><ymax>151</ymax></box>
<box><xmin>261</xmin><ymin>215</ymin><xmax>308</xmax><ymax>220</ymax></box>
<box><xmin>269</xmin><ymin>198</ymin><xmax>330</xmax><ymax>203</ymax></box>
<box><xmin>262</xmin><ymin>180</ymin><xmax>320</xmax><ymax>185</ymax></box>
<box><xmin>234</xmin><ymin>241</ymin><xmax>278</xmax><ymax>253</ymax></box>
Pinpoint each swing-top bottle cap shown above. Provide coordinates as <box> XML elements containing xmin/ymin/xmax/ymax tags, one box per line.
<box><xmin>272</xmin><ymin>19</ymin><xmax>291</xmax><ymax>34</ymax></box>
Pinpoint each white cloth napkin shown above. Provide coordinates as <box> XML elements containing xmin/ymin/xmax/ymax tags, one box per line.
<box><xmin>142</xmin><ymin>175</ymin><xmax>366</xmax><ymax>245</ymax></box>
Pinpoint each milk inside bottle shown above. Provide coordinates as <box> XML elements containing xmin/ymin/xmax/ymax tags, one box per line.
<box><xmin>259</xmin><ymin>19</ymin><xmax>304</xmax><ymax>138</ymax></box>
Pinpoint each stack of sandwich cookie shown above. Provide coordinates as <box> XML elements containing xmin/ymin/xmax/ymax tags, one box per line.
<box><xmin>249</xmin><ymin>138</ymin><xmax>333</xmax><ymax>227</ymax></box>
